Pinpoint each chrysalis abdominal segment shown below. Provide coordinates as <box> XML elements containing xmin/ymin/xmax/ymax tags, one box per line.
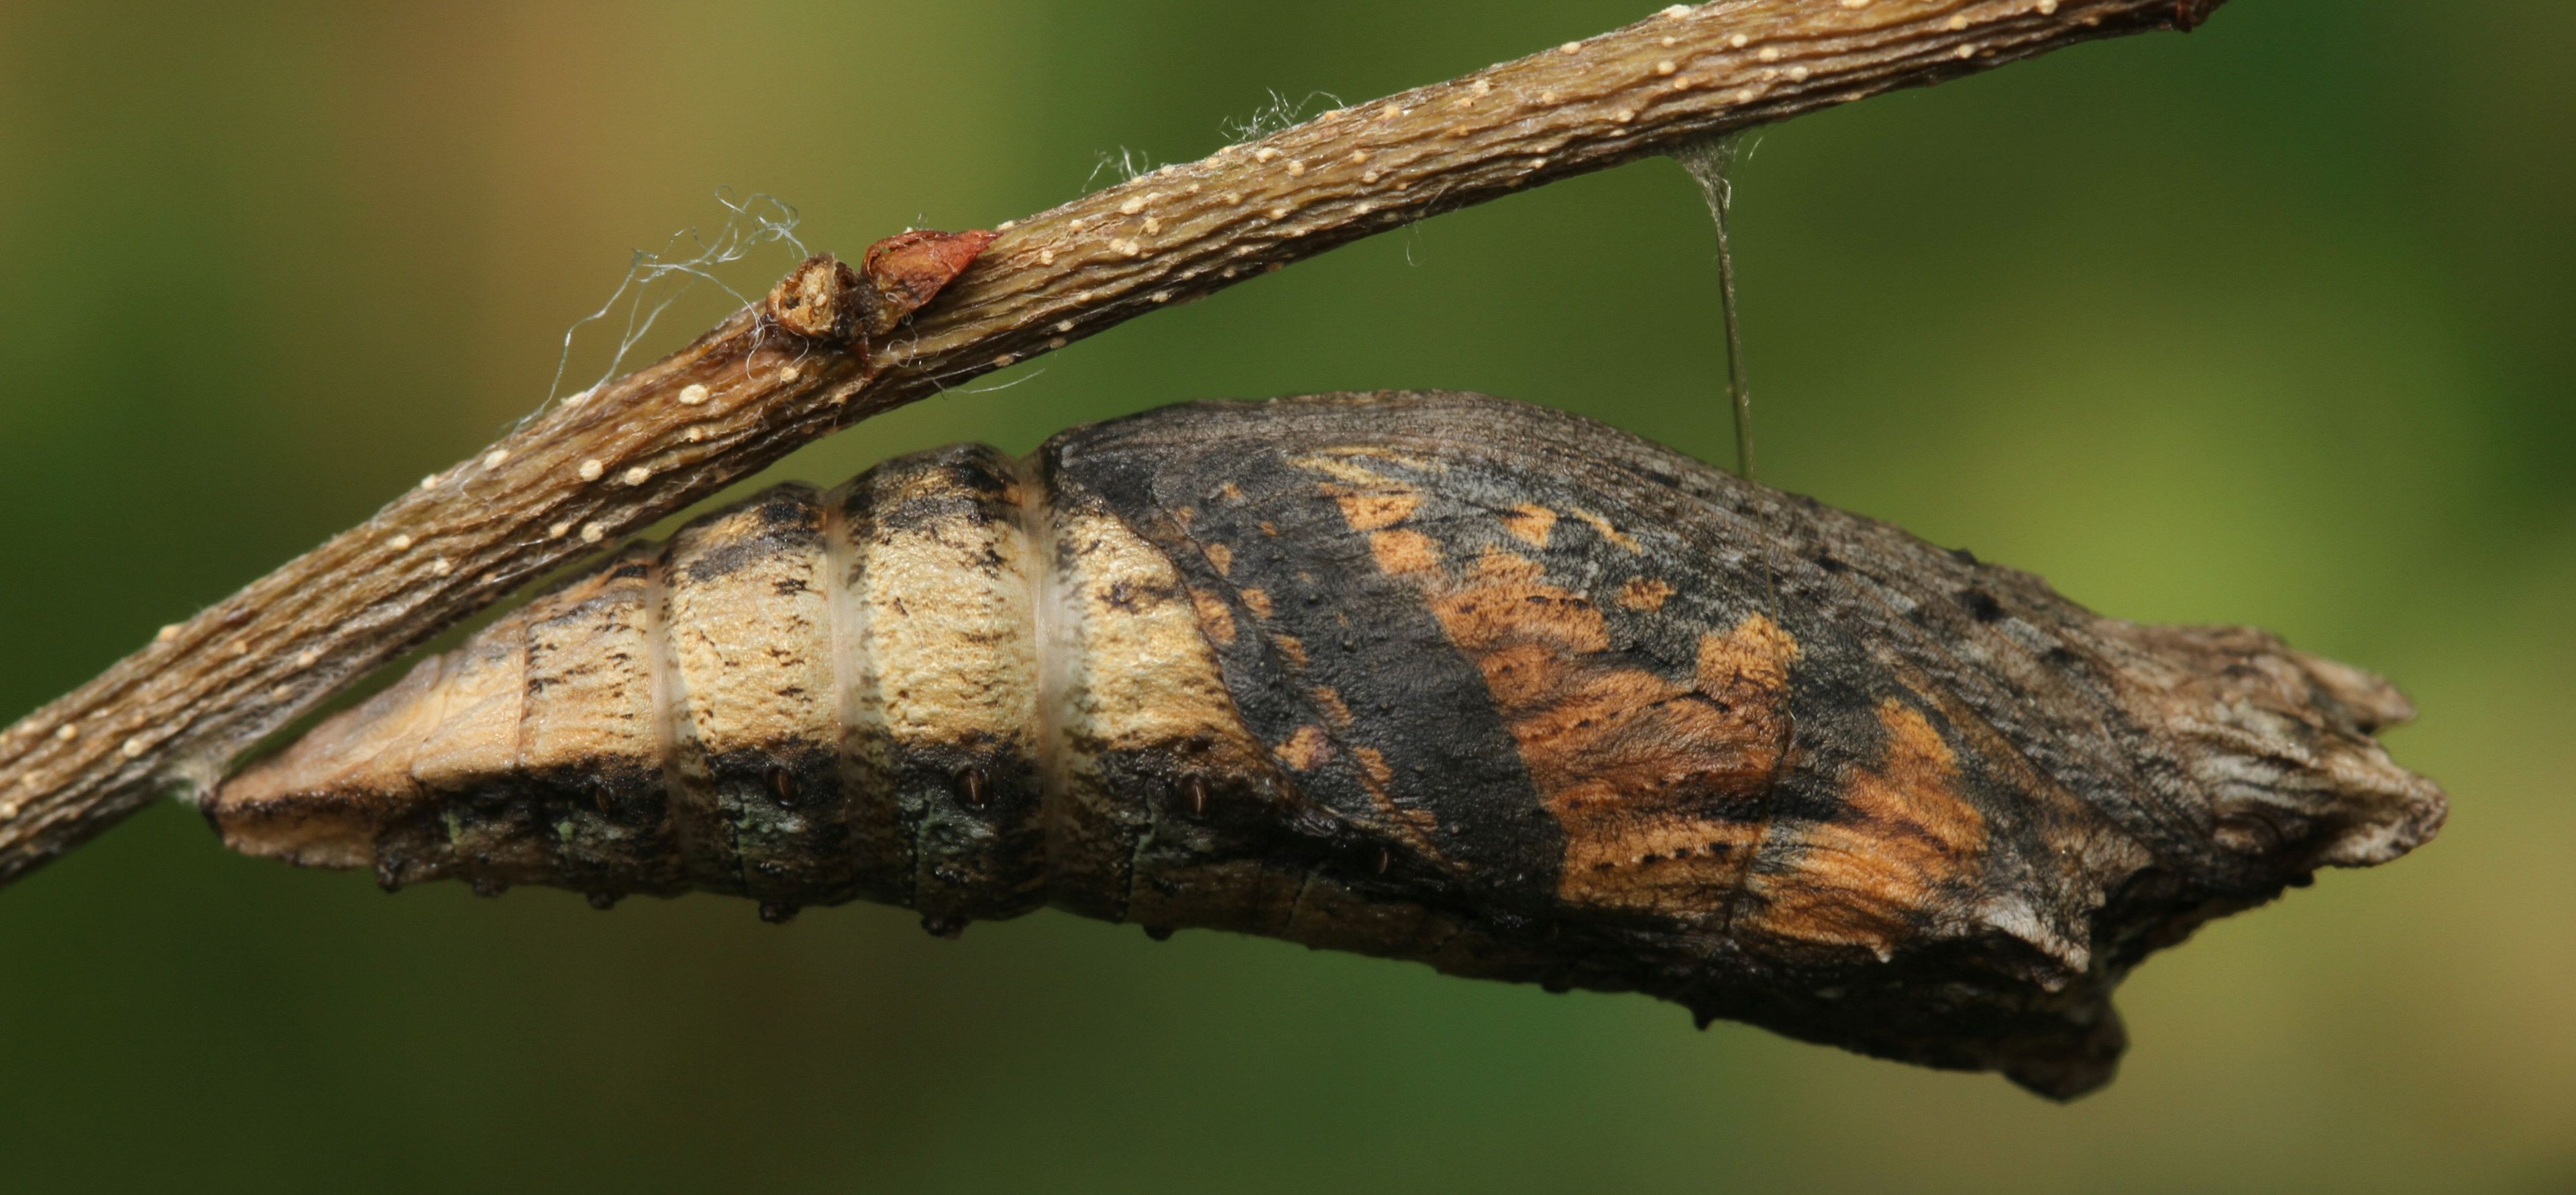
<box><xmin>209</xmin><ymin>392</ymin><xmax>2443</xmax><ymax>1098</ymax></box>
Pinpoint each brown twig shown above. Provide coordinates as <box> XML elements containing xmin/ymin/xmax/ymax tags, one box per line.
<box><xmin>0</xmin><ymin>0</ymin><xmax>2224</xmax><ymax>887</ymax></box>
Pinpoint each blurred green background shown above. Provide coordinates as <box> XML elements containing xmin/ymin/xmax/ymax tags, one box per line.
<box><xmin>3</xmin><ymin>1</ymin><xmax>2569</xmax><ymax>1190</ymax></box>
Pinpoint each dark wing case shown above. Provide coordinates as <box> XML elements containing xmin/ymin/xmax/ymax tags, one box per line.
<box><xmin>1045</xmin><ymin>389</ymin><xmax>2441</xmax><ymax>1098</ymax></box>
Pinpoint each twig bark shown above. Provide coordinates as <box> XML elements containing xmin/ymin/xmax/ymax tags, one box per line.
<box><xmin>0</xmin><ymin>0</ymin><xmax>2225</xmax><ymax>887</ymax></box>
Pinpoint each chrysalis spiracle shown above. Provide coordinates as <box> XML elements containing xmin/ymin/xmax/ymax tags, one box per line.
<box><xmin>209</xmin><ymin>391</ymin><xmax>2443</xmax><ymax>1098</ymax></box>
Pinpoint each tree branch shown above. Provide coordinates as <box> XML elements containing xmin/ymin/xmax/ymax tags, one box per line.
<box><xmin>0</xmin><ymin>0</ymin><xmax>2225</xmax><ymax>887</ymax></box>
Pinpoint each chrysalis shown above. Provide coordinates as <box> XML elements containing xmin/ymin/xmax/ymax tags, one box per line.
<box><xmin>209</xmin><ymin>390</ymin><xmax>2443</xmax><ymax>1098</ymax></box>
